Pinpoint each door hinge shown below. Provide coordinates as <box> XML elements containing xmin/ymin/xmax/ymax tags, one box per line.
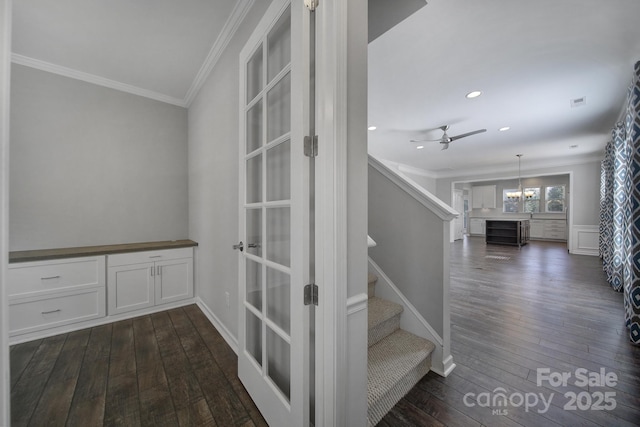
<box><xmin>304</xmin><ymin>135</ymin><xmax>318</xmax><ymax>157</ymax></box>
<box><xmin>304</xmin><ymin>283</ymin><xmax>318</xmax><ymax>306</ymax></box>
<box><xmin>304</xmin><ymin>0</ymin><xmax>318</xmax><ymax>11</ymax></box>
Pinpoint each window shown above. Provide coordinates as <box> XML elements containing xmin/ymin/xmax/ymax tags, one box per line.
<box><xmin>523</xmin><ymin>187</ymin><xmax>540</xmax><ymax>213</ymax></box>
<box><xmin>503</xmin><ymin>189</ymin><xmax>519</xmax><ymax>213</ymax></box>
<box><xmin>545</xmin><ymin>185</ymin><xmax>565</xmax><ymax>212</ymax></box>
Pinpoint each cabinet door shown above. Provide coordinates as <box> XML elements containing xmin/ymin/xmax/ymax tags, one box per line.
<box><xmin>469</xmin><ymin>219</ymin><xmax>485</xmax><ymax>235</ymax></box>
<box><xmin>108</xmin><ymin>263</ymin><xmax>155</xmax><ymax>315</ymax></box>
<box><xmin>530</xmin><ymin>221</ymin><xmax>544</xmax><ymax>239</ymax></box>
<box><xmin>471</xmin><ymin>185</ymin><xmax>496</xmax><ymax>209</ymax></box>
<box><xmin>471</xmin><ymin>187</ymin><xmax>483</xmax><ymax>209</ymax></box>
<box><xmin>483</xmin><ymin>186</ymin><xmax>496</xmax><ymax>209</ymax></box>
<box><xmin>155</xmin><ymin>258</ymin><xmax>193</xmax><ymax>305</ymax></box>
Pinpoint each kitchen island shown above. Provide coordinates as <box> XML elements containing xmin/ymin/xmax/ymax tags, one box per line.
<box><xmin>485</xmin><ymin>219</ymin><xmax>530</xmax><ymax>247</ymax></box>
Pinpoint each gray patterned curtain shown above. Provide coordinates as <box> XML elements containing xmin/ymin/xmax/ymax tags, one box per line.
<box><xmin>600</xmin><ymin>60</ymin><xmax>640</xmax><ymax>345</ymax></box>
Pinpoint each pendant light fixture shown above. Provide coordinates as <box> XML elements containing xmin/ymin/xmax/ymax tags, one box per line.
<box><xmin>506</xmin><ymin>154</ymin><xmax>524</xmax><ymax>200</ymax></box>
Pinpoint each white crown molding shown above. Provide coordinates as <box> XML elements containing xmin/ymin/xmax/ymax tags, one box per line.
<box><xmin>10</xmin><ymin>0</ymin><xmax>255</xmax><ymax>109</ymax></box>
<box><xmin>11</xmin><ymin>53</ymin><xmax>186</xmax><ymax>107</ymax></box>
<box><xmin>184</xmin><ymin>0</ymin><xmax>254</xmax><ymax>107</ymax></box>
<box><xmin>433</xmin><ymin>153</ymin><xmax>605</xmax><ymax>180</ymax></box>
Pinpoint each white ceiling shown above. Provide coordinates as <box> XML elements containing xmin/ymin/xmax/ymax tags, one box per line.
<box><xmin>11</xmin><ymin>0</ymin><xmax>640</xmax><ymax>179</ymax></box>
<box><xmin>12</xmin><ymin>0</ymin><xmax>246</xmax><ymax>106</ymax></box>
<box><xmin>368</xmin><ymin>0</ymin><xmax>640</xmax><ymax>178</ymax></box>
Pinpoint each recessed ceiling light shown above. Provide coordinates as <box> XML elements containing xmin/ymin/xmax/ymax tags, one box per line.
<box><xmin>570</xmin><ymin>144</ymin><xmax>578</xmax><ymax>148</ymax></box>
<box><xmin>368</xmin><ymin>126</ymin><xmax>377</xmax><ymax>131</ymax></box>
<box><xmin>416</xmin><ymin>145</ymin><xmax>424</xmax><ymax>150</ymax></box>
<box><xmin>466</xmin><ymin>91</ymin><xmax>482</xmax><ymax>99</ymax></box>
<box><xmin>499</xmin><ymin>126</ymin><xmax>510</xmax><ymax>132</ymax></box>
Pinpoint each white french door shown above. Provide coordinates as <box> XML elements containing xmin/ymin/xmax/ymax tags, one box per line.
<box><xmin>237</xmin><ymin>0</ymin><xmax>311</xmax><ymax>426</ymax></box>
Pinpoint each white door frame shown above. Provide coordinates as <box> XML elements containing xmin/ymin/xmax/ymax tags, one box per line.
<box><xmin>0</xmin><ymin>0</ymin><xmax>11</xmax><ymax>425</ymax></box>
<box><xmin>314</xmin><ymin>0</ymin><xmax>368</xmax><ymax>425</ymax></box>
<box><xmin>453</xmin><ymin>189</ymin><xmax>464</xmax><ymax>240</ymax></box>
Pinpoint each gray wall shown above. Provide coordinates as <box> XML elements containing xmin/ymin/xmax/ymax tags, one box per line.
<box><xmin>188</xmin><ymin>0</ymin><xmax>272</xmax><ymax>338</ymax></box>
<box><xmin>369</xmin><ymin>165</ymin><xmax>444</xmax><ymax>336</ymax></box>
<box><xmin>10</xmin><ymin>65</ymin><xmax>188</xmax><ymax>251</ymax></box>
<box><xmin>436</xmin><ymin>160</ymin><xmax>601</xmax><ymax>226</ymax></box>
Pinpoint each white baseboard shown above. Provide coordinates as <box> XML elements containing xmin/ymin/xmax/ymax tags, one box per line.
<box><xmin>431</xmin><ymin>355</ymin><xmax>456</xmax><ymax>377</ymax></box>
<box><xmin>196</xmin><ymin>297</ymin><xmax>238</xmax><ymax>354</ymax></box>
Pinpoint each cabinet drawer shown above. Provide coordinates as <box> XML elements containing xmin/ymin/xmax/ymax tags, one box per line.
<box><xmin>9</xmin><ymin>288</ymin><xmax>106</xmax><ymax>336</ymax></box>
<box><xmin>8</xmin><ymin>257</ymin><xmax>105</xmax><ymax>298</ymax></box>
<box><xmin>108</xmin><ymin>247</ymin><xmax>193</xmax><ymax>267</ymax></box>
<box><xmin>545</xmin><ymin>232</ymin><xmax>566</xmax><ymax>239</ymax></box>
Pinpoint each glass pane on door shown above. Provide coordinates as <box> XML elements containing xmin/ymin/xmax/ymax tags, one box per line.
<box><xmin>267</xmin><ymin>73</ymin><xmax>291</xmax><ymax>142</ymax></box>
<box><xmin>266</xmin><ymin>207</ymin><xmax>290</xmax><ymax>267</ymax></box>
<box><xmin>267</xmin><ymin>328</ymin><xmax>291</xmax><ymax>400</ymax></box>
<box><xmin>267</xmin><ymin>140</ymin><xmax>291</xmax><ymax>201</ymax></box>
<box><xmin>267</xmin><ymin>7</ymin><xmax>291</xmax><ymax>82</ymax></box>
<box><xmin>246</xmin><ymin>155</ymin><xmax>262</xmax><ymax>204</ymax></box>
<box><xmin>246</xmin><ymin>208</ymin><xmax>262</xmax><ymax>257</ymax></box>
<box><xmin>247</xmin><ymin>47</ymin><xmax>264</xmax><ymax>103</ymax></box>
<box><xmin>246</xmin><ymin>259</ymin><xmax>262</xmax><ymax>311</ymax></box>
<box><xmin>247</xmin><ymin>102</ymin><xmax>263</xmax><ymax>154</ymax></box>
<box><xmin>247</xmin><ymin>310</ymin><xmax>263</xmax><ymax>367</ymax></box>
<box><xmin>266</xmin><ymin>266</ymin><xmax>290</xmax><ymax>334</ymax></box>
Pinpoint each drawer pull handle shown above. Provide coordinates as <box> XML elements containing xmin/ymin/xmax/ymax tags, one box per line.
<box><xmin>41</xmin><ymin>275</ymin><xmax>61</xmax><ymax>280</ymax></box>
<box><xmin>41</xmin><ymin>309</ymin><xmax>61</xmax><ymax>315</ymax></box>
<box><xmin>149</xmin><ymin>256</ymin><xmax>162</xmax><ymax>258</ymax></box>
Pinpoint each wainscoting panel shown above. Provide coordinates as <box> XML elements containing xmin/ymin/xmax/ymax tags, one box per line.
<box><xmin>570</xmin><ymin>225</ymin><xmax>599</xmax><ymax>256</ymax></box>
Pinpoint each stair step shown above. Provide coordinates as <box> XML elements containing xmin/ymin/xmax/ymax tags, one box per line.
<box><xmin>368</xmin><ymin>297</ymin><xmax>403</xmax><ymax>347</ymax></box>
<box><xmin>367</xmin><ymin>329</ymin><xmax>435</xmax><ymax>426</ymax></box>
<box><xmin>368</xmin><ymin>273</ymin><xmax>377</xmax><ymax>298</ymax></box>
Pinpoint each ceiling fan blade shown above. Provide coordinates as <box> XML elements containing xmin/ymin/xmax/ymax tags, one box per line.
<box><xmin>449</xmin><ymin>129</ymin><xmax>486</xmax><ymax>141</ymax></box>
<box><xmin>410</xmin><ymin>138</ymin><xmax>442</xmax><ymax>143</ymax></box>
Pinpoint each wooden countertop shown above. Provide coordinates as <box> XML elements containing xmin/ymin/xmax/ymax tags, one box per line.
<box><xmin>9</xmin><ymin>239</ymin><xmax>198</xmax><ymax>263</ymax></box>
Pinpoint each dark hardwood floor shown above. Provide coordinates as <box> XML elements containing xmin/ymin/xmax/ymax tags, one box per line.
<box><xmin>10</xmin><ymin>237</ymin><xmax>640</xmax><ymax>426</ymax></box>
<box><xmin>379</xmin><ymin>237</ymin><xmax>640</xmax><ymax>427</ymax></box>
<box><xmin>10</xmin><ymin>305</ymin><xmax>267</xmax><ymax>427</ymax></box>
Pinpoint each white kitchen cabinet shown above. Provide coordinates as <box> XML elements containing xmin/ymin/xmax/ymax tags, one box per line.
<box><xmin>7</xmin><ymin>256</ymin><xmax>106</xmax><ymax>337</ymax></box>
<box><xmin>529</xmin><ymin>219</ymin><xmax>566</xmax><ymax>241</ymax></box>
<box><xmin>543</xmin><ymin>220</ymin><xmax>566</xmax><ymax>240</ymax></box>
<box><xmin>107</xmin><ymin>247</ymin><xmax>193</xmax><ymax>315</ymax></box>
<box><xmin>530</xmin><ymin>220</ymin><xmax>545</xmax><ymax>239</ymax></box>
<box><xmin>469</xmin><ymin>218</ymin><xmax>485</xmax><ymax>235</ymax></box>
<box><xmin>472</xmin><ymin>185</ymin><xmax>496</xmax><ymax>209</ymax></box>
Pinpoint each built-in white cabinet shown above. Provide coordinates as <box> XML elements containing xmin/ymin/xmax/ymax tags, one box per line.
<box><xmin>472</xmin><ymin>185</ymin><xmax>496</xmax><ymax>209</ymax></box>
<box><xmin>7</xmin><ymin>256</ymin><xmax>106</xmax><ymax>337</ymax></box>
<box><xmin>469</xmin><ymin>218</ymin><xmax>485</xmax><ymax>235</ymax></box>
<box><xmin>107</xmin><ymin>247</ymin><xmax>193</xmax><ymax>315</ymax></box>
<box><xmin>8</xmin><ymin>241</ymin><xmax>197</xmax><ymax>343</ymax></box>
<box><xmin>530</xmin><ymin>219</ymin><xmax>566</xmax><ymax>241</ymax></box>
<box><xmin>530</xmin><ymin>220</ymin><xmax>545</xmax><ymax>239</ymax></box>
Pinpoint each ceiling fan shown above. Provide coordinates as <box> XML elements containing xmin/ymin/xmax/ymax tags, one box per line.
<box><xmin>410</xmin><ymin>125</ymin><xmax>487</xmax><ymax>150</ymax></box>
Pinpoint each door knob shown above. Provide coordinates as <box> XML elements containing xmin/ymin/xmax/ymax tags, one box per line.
<box><xmin>233</xmin><ymin>241</ymin><xmax>244</xmax><ymax>252</ymax></box>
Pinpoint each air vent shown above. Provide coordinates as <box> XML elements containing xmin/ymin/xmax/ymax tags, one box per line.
<box><xmin>570</xmin><ymin>97</ymin><xmax>586</xmax><ymax>108</ymax></box>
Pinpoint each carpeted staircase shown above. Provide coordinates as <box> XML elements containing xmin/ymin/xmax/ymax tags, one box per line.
<box><xmin>367</xmin><ymin>273</ymin><xmax>436</xmax><ymax>426</ymax></box>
